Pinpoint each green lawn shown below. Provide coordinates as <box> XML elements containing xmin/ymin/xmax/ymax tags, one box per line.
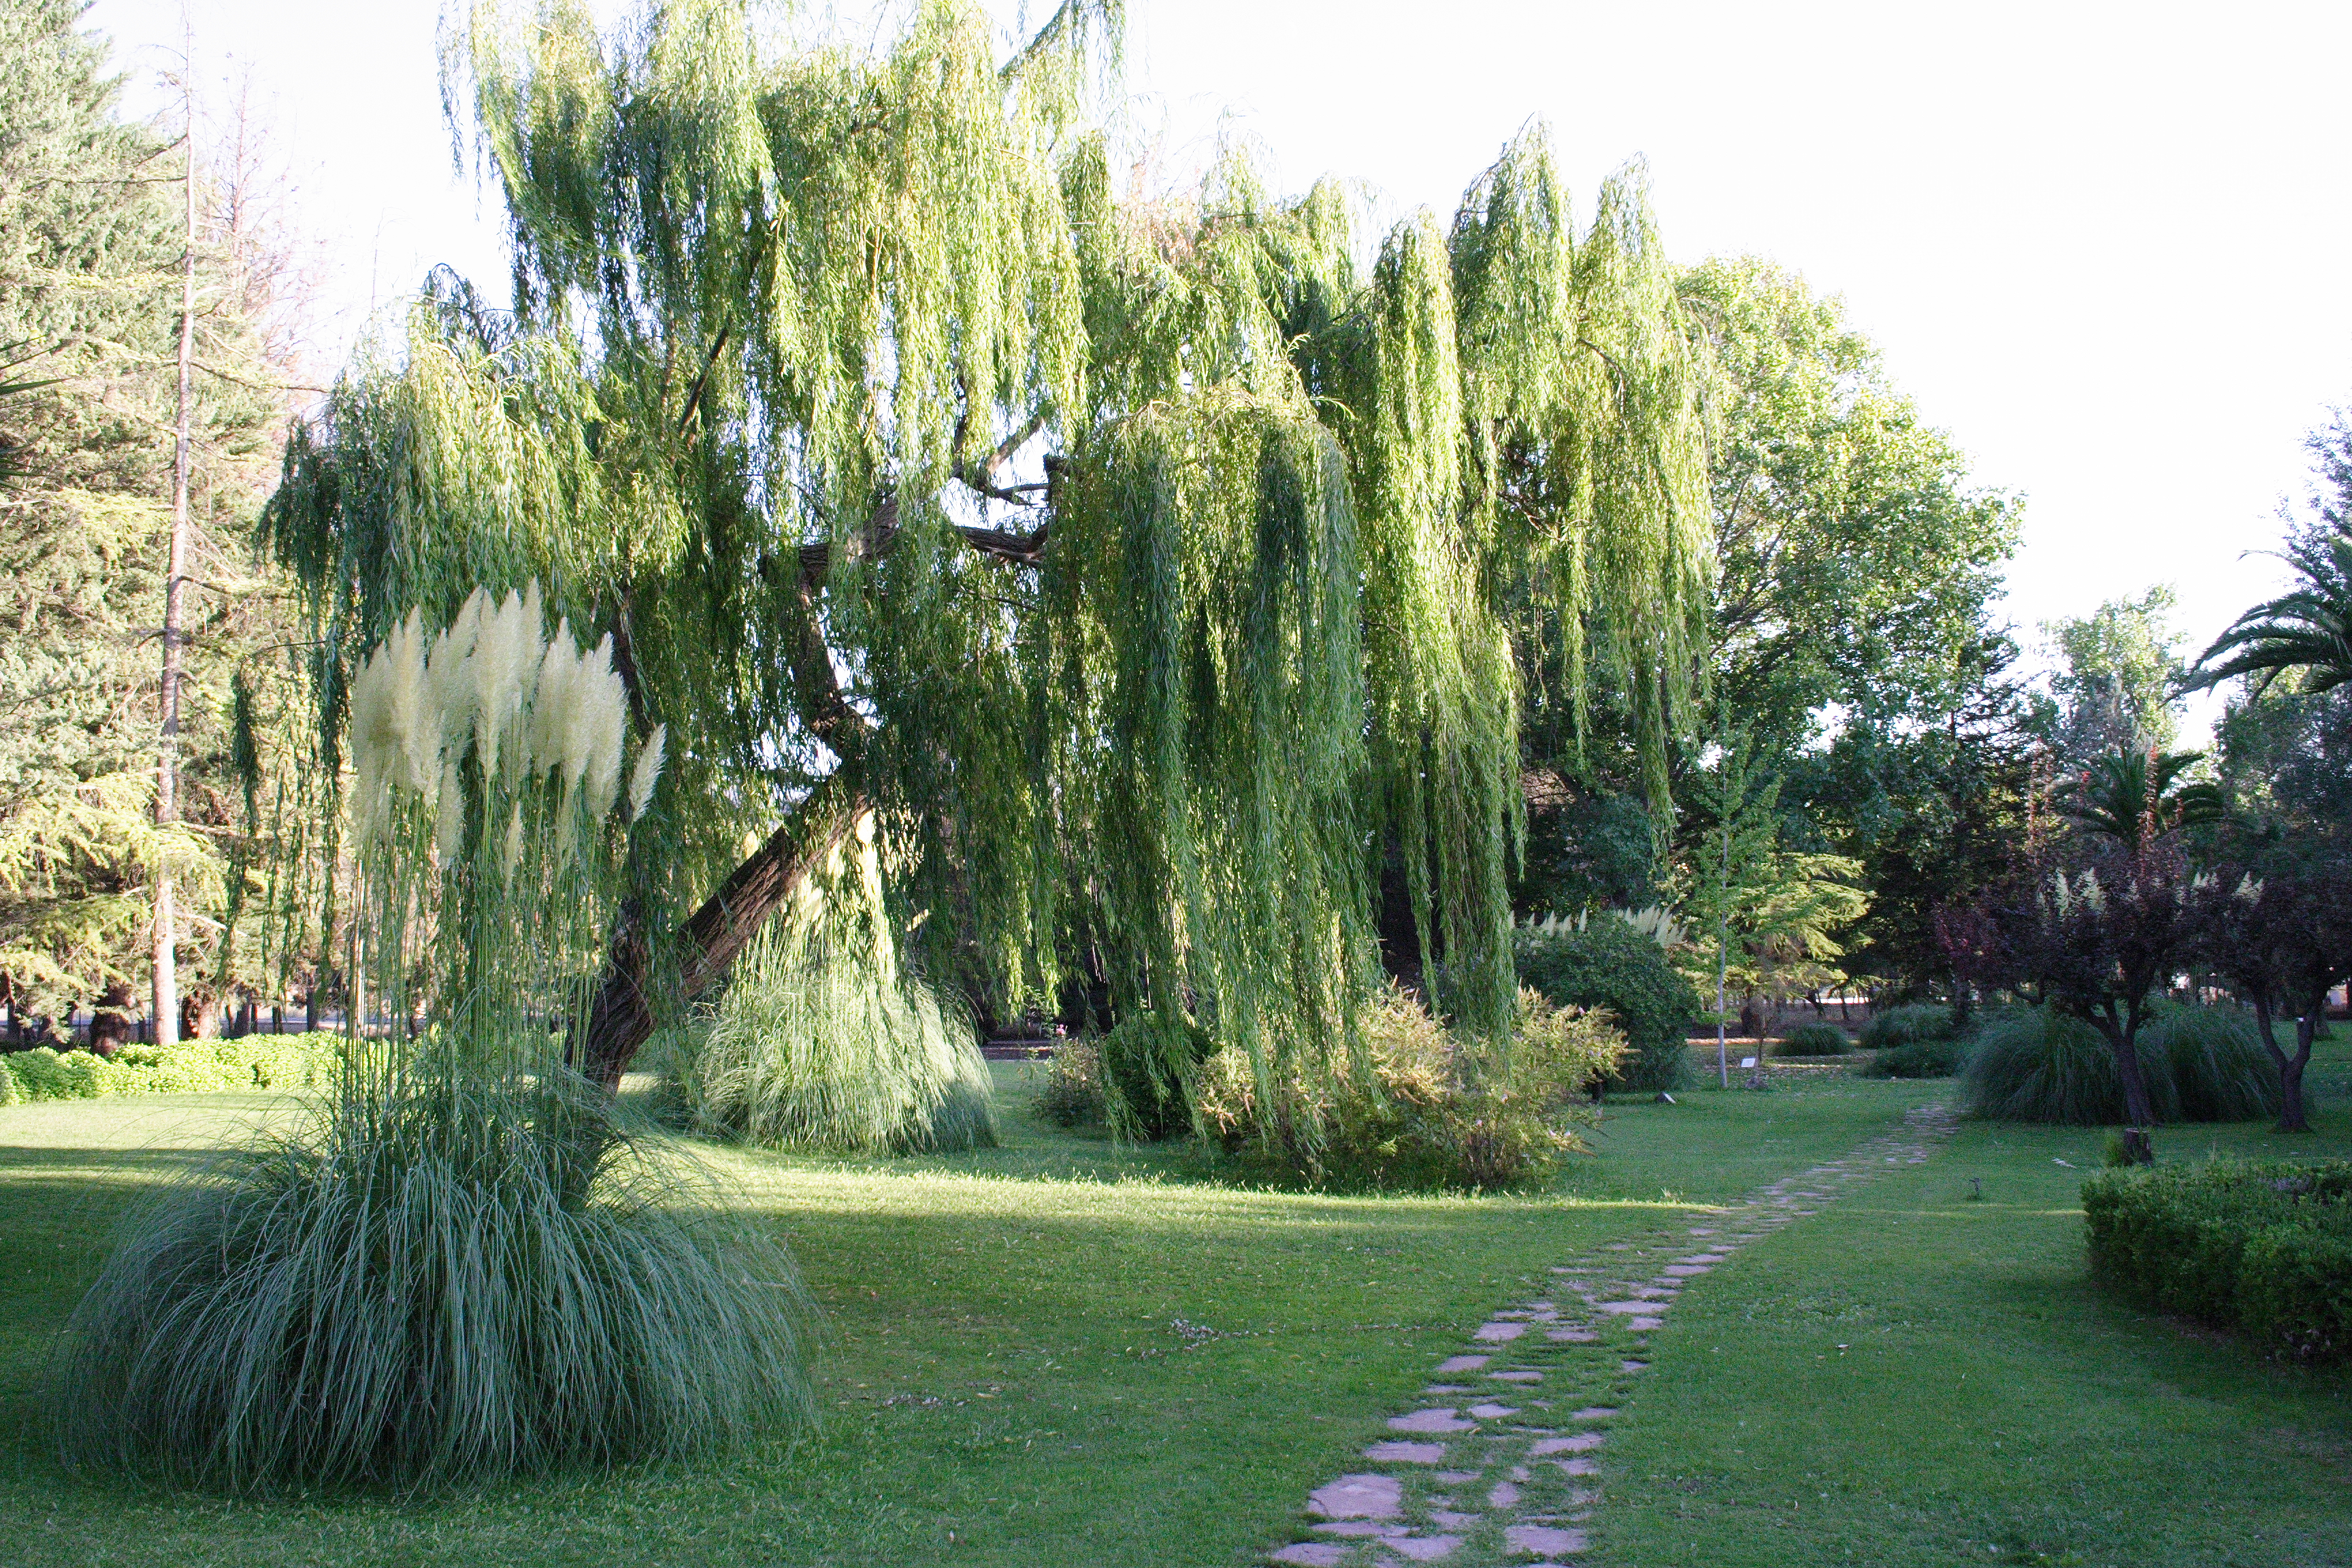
<box><xmin>1</xmin><ymin>1051</ymin><xmax>2347</xmax><ymax>1567</ymax></box>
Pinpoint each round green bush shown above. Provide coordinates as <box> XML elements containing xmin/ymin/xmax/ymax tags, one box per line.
<box><xmin>1512</xmin><ymin>917</ymin><xmax>1699</xmax><ymax>1092</ymax></box>
<box><xmin>1778</xmin><ymin>1022</ymin><xmax>1849</xmax><ymax>1056</ymax></box>
<box><xmin>1962</xmin><ymin>1005</ymin><xmax>2276</xmax><ymax>1124</ymax></box>
<box><xmin>1860</xmin><ymin>1002</ymin><xmax>1957</xmax><ymax>1049</ymax></box>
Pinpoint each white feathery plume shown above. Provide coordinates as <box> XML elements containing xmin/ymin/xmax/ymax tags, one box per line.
<box><xmin>529</xmin><ymin>621</ymin><xmax>574</xmax><ymax>782</ymax></box>
<box><xmin>502</xmin><ymin>804</ymin><xmax>524</xmax><ymax>885</ymax></box>
<box><xmin>583</xmin><ymin>634</ymin><xmax>627</xmax><ymax>821</ymax></box>
<box><xmin>470</xmin><ymin>588</ymin><xmax>525</xmax><ymax>785</ymax></box>
<box><xmin>347</xmin><ymin>642</ymin><xmax>392</xmax><ymax>847</ymax></box>
<box><xmin>387</xmin><ymin>609</ymin><xmax>433</xmax><ymax>794</ymax></box>
<box><xmin>627</xmin><ymin>723</ymin><xmax>666</xmax><ymax>822</ymax></box>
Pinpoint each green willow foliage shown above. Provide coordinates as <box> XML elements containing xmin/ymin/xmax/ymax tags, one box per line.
<box><xmin>263</xmin><ymin>0</ymin><xmax>1712</xmax><ymax>1094</ymax></box>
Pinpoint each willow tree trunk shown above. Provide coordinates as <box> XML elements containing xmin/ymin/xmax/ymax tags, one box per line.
<box><xmin>574</xmin><ymin>770</ymin><xmax>868</xmax><ymax>1089</ymax></box>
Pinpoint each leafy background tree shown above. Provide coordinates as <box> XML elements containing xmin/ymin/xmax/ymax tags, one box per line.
<box><xmin>1515</xmin><ymin>259</ymin><xmax>2023</xmax><ymax>1007</ymax></box>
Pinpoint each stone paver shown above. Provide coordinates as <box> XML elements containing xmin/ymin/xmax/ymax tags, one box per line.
<box><xmin>1263</xmin><ymin>1102</ymin><xmax>1957</xmax><ymax>1565</ymax></box>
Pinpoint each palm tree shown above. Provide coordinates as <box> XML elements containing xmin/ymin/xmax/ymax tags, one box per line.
<box><xmin>2187</xmin><ymin>529</ymin><xmax>2352</xmax><ymax>697</ymax></box>
<box><xmin>2053</xmin><ymin>745</ymin><xmax>2227</xmax><ymax>851</ymax></box>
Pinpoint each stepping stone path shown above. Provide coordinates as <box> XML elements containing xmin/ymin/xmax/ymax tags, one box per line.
<box><xmin>1268</xmin><ymin>1103</ymin><xmax>1954</xmax><ymax>1566</ymax></box>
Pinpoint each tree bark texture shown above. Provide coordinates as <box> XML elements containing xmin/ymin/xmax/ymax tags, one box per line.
<box><xmin>574</xmin><ymin>769</ymin><xmax>868</xmax><ymax>1088</ymax></box>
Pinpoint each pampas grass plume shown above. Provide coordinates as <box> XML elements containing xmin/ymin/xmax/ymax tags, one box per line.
<box><xmin>583</xmin><ymin>636</ymin><xmax>627</xmax><ymax>822</ymax></box>
<box><xmin>628</xmin><ymin>725</ymin><xmax>666</xmax><ymax>822</ymax></box>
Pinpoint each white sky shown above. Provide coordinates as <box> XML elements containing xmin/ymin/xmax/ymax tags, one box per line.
<box><xmin>87</xmin><ymin>0</ymin><xmax>2352</xmax><ymax>738</ymax></box>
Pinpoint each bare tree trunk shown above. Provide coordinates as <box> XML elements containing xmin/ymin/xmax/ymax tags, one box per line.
<box><xmin>574</xmin><ymin>771</ymin><xmax>869</xmax><ymax>1088</ymax></box>
<box><xmin>153</xmin><ymin>58</ymin><xmax>197</xmax><ymax>1054</ymax></box>
<box><xmin>2104</xmin><ymin>1012</ymin><xmax>2157</xmax><ymax>1164</ymax></box>
<box><xmin>2252</xmin><ymin>994</ymin><xmax>2315</xmax><ymax>1135</ymax></box>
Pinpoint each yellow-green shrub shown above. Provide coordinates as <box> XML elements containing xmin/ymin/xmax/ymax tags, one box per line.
<box><xmin>1195</xmin><ymin>987</ymin><xmax>1622</xmax><ymax>1190</ymax></box>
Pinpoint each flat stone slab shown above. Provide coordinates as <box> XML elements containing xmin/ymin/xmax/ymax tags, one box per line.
<box><xmin>1571</xmin><ymin>1407</ymin><xmax>1618</xmax><ymax>1420</ymax></box>
<box><xmin>1270</xmin><ymin>1544</ymin><xmax>1347</xmax><ymax>1566</ymax></box>
<box><xmin>1435</xmin><ymin>1355</ymin><xmax>1490</xmax><ymax>1373</ymax></box>
<box><xmin>1468</xmin><ymin>1403</ymin><xmax>1518</xmax><ymax>1419</ymax></box>
<box><xmin>1434</xmin><ymin>1469</ymin><xmax>1482</xmax><ymax>1483</ymax></box>
<box><xmin>1553</xmin><ymin>1456</ymin><xmax>1600</xmax><ymax>1476</ymax></box>
<box><xmin>1507</xmin><ymin>1523</ymin><xmax>1590</xmax><ymax>1556</ymax></box>
<box><xmin>1546</xmin><ymin>1327</ymin><xmax>1599</xmax><ymax>1343</ymax></box>
<box><xmin>1595</xmin><ymin>1301</ymin><xmax>1655</xmax><ymax>1315</ymax></box>
<box><xmin>1530</xmin><ymin>1433</ymin><xmax>1605</xmax><ymax>1455</ymax></box>
<box><xmin>1390</xmin><ymin>1407</ymin><xmax>1476</xmax><ymax>1434</ymax></box>
<box><xmin>1620</xmin><ymin>1359</ymin><xmax>1648</xmax><ymax>1373</ymax></box>
<box><xmin>1365</xmin><ymin>1441</ymin><xmax>1448</xmax><ymax>1464</ymax></box>
<box><xmin>1422</xmin><ymin>1384</ymin><xmax>1472</xmax><ymax>1395</ymax></box>
<box><xmin>1486</xmin><ymin>1480</ymin><xmax>1520</xmax><ymax>1507</ymax></box>
<box><xmin>1660</xmin><ymin>1264</ymin><xmax>1710</xmax><ymax>1277</ymax></box>
<box><xmin>1474</xmin><ymin>1322</ymin><xmax>1528</xmax><ymax>1342</ymax></box>
<box><xmin>1488</xmin><ymin>1370</ymin><xmax>1544</xmax><ymax>1383</ymax></box>
<box><xmin>1309</xmin><ymin>1473</ymin><xmax>1403</xmax><ymax>1519</ymax></box>
<box><xmin>1627</xmin><ymin>1316</ymin><xmax>1665</xmax><ymax>1330</ymax></box>
<box><xmin>1428</xmin><ymin>1509</ymin><xmax>1482</xmax><ymax>1529</ymax></box>
<box><xmin>1388</xmin><ymin>1535</ymin><xmax>1462</xmax><ymax>1561</ymax></box>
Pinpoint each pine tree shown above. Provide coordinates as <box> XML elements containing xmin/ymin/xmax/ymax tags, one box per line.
<box><xmin>264</xmin><ymin>0</ymin><xmax>1716</xmax><ymax>1106</ymax></box>
<box><xmin>0</xmin><ymin>0</ymin><xmax>301</xmax><ymax>1035</ymax></box>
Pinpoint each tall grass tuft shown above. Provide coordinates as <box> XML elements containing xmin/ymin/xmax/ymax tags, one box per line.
<box><xmin>55</xmin><ymin>1064</ymin><xmax>815</xmax><ymax>1492</ymax></box>
<box><xmin>670</xmin><ymin>904</ymin><xmax>997</xmax><ymax>1155</ymax></box>
<box><xmin>1963</xmin><ymin>1005</ymin><xmax>2277</xmax><ymax>1124</ymax></box>
<box><xmin>54</xmin><ymin>585</ymin><xmax>817</xmax><ymax>1491</ymax></box>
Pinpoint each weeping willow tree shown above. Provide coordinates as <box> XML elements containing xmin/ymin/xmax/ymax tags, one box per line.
<box><xmin>261</xmin><ymin>0</ymin><xmax>1712</xmax><ymax>1128</ymax></box>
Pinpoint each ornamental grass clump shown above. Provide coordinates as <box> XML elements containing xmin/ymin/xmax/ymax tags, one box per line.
<box><xmin>1962</xmin><ymin>1004</ymin><xmax>2276</xmax><ymax>1125</ymax></box>
<box><xmin>56</xmin><ymin>1067</ymin><xmax>813</xmax><ymax>1490</ymax></box>
<box><xmin>668</xmin><ymin>822</ymin><xmax>996</xmax><ymax>1154</ymax></box>
<box><xmin>54</xmin><ymin>585</ymin><xmax>815</xmax><ymax>1492</ymax></box>
<box><xmin>1859</xmin><ymin>1002</ymin><xmax>1958</xmax><ymax>1049</ymax></box>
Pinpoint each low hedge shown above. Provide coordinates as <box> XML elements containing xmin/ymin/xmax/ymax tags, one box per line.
<box><xmin>0</xmin><ymin>1036</ymin><xmax>342</xmax><ymax>1105</ymax></box>
<box><xmin>2082</xmin><ymin>1158</ymin><xmax>2352</xmax><ymax>1363</ymax></box>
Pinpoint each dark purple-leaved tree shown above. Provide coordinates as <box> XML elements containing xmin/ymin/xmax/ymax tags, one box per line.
<box><xmin>2195</xmin><ymin>852</ymin><xmax>2352</xmax><ymax>1134</ymax></box>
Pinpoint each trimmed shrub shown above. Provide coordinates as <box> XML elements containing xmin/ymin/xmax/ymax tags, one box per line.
<box><xmin>1860</xmin><ymin>1002</ymin><xmax>1957</xmax><ymax>1049</ymax></box>
<box><xmin>0</xmin><ymin>1039</ymin><xmax>341</xmax><ymax>1105</ymax></box>
<box><xmin>1963</xmin><ymin>1006</ymin><xmax>2276</xmax><ymax>1125</ymax></box>
<box><xmin>1513</xmin><ymin>917</ymin><xmax>1698</xmax><ymax>1092</ymax></box>
<box><xmin>2082</xmin><ymin>1159</ymin><xmax>2352</xmax><ymax>1362</ymax></box>
<box><xmin>1778</xmin><ymin>1022</ymin><xmax>1848</xmax><ymax>1056</ymax></box>
<box><xmin>1856</xmin><ymin>1035</ymin><xmax>1969</xmax><ymax>1079</ymax></box>
<box><xmin>670</xmin><ymin>918</ymin><xmax>997</xmax><ymax>1154</ymax></box>
<box><xmin>56</xmin><ymin>1066</ymin><xmax>817</xmax><ymax>1489</ymax></box>
<box><xmin>1032</xmin><ymin>1041</ymin><xmax>1107</xmax><ymax>1129</ymax></box>
<box><xmin>1194</xmin><ymin>986</ymin><xmax>1624</xmax><ymax>1190</ymax></box>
